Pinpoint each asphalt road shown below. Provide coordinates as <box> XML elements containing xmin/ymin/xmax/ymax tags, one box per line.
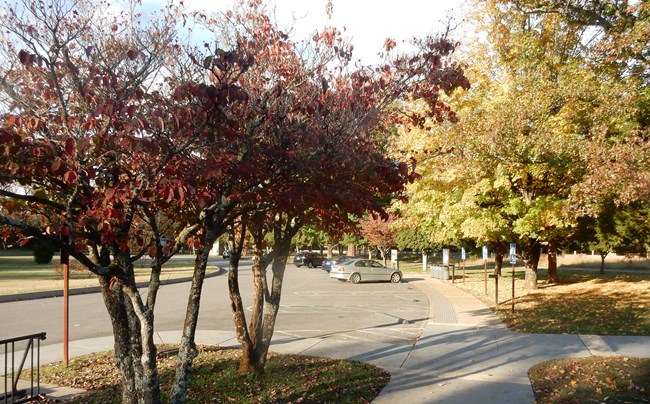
<box><xmin>0</xmin><ymin>261</ymin><xmax>429</xmax><ymax>347</ymax></box>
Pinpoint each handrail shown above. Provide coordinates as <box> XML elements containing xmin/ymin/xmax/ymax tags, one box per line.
<box><xmin>1</xmin><ymin>332</ymin><xmax>47</xmax><ymax>403</ymax></box>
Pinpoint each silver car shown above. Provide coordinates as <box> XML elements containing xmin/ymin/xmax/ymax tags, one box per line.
<box><xmin>329</xmin><ymin>259</ymin><xmax>402</xmax><ymax>284</ymax></box>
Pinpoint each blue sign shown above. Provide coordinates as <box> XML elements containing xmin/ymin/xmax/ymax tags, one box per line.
<box><xmin>482</xmin><ymin>245</ymin><xmax>488</xmax><ymax>260</ymax></box>
<box><xmin>509</xmin><ymin>243</ymin><xmax>517</xmax><ymax>264</ymax></box>
<box><xmin>461</xmin><ymin>247</ymin><xmax>466</xmax><ymax>260</ymax></box>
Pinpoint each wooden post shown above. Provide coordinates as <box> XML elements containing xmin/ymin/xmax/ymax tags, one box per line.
<box><xmin>512</xmin><ymin>264</ymin><xmax>515</xmax><ymax>313</ymax></box>
<box><xmin>495</xmin><ymin>272</ymin><xmax>499</xmax><ymax>307</ymax></box>
<box><xmin>61</xmin><ymin>249</ymin><xmax>69</xmax><ymax>367</ymax></box>
<box><xmin>462</xmin><ymin>260</ymin><xmax>465</xmax><ymax>284</ymax></box>
<box><xmin>484</xmin><ymin>260</ymin><xmax>487</xmax><ymax>294</ymax></box>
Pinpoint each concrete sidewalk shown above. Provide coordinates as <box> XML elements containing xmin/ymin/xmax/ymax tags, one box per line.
<box><xmin>4</xmin><ymin>277</ymin><xmax>650</xmax><ymax>403</ymax></box>
<box><xmin>370</xmin><ymin>279</ymin><xmax>650</xmax><ymax>403</ymax></box>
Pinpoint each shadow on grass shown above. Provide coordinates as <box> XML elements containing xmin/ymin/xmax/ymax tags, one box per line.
<box><xmin>42</xmin><ymin>346</ymin><xmax>389</xmax><ymax>403</ymax></box>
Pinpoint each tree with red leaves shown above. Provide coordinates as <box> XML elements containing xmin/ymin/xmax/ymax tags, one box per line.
<box><xmin>361</xmin><ymin>215</ymin><xmax>399</xmax><ymax>265</ymax></box>
<box><xmin>190</xmin><ymin>0</ymin><xmax>469</xmax><ymax>377</ymax></box>
<box><xmin>0</xmin><ymin>1</ymin><xmax>252</xmax><ymax>401</ymax></box>
<box><xmin>0</xmin><ymin>0</ymin><xmax>469</xmax><ymax>400</ymax></box>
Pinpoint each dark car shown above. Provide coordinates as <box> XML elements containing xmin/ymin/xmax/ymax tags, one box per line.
<box><xmin>294</xmin><ymin>252</ymin><xmax>324</xmax><ymax>268</ymax></box>
<box><xmin>321</xmin><ymin>256</ymin><xmax>353</xmax><ymax>272</ymax></box>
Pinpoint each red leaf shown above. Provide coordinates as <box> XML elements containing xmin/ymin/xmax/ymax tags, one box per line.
<box><xmin>105</xmin><ymin>187</ymin><xmax>115</xmax><ymax>199</ymax></box>
<box><xmin>51</xmin><ymin>158</ymin><xmax>62</xmax><ymax>173</ymax></box>
<box><xmin>65</xmin><ymin>138</ymin><xmax>75</xmax><ymax>155</ymax></box>
<box><xmin>64</xmin><ymin>170</ymin><xmax>78</xmax><ymax>185</ymax></box>
<box><xmin>18</xmin><ymin>50</ymin><xmax>29</xmax><ymax>65</ymax></box>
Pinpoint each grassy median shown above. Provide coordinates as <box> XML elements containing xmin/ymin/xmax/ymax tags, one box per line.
<box><xmin>0</xmin><ymin>251</ymin><xmax>214</xmax><ymax>295</ymax></box>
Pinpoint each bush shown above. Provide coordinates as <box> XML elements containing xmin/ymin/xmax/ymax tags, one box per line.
<box><xmin>32</xmin><ymin>241</ymin><xmax>55</xmax><ymax>264</ymax></box>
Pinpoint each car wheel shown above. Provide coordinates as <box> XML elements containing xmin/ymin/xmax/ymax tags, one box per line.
<box><xmin>390</xmin><ymin>272</ymin><xmax>402</xmax><ymax>283</ymax></box>
<box><xmin>350</xmin><ymin>273</ymin><xmax>361</xmax><ymax>284</ymax></box>
<box><xmin>307</xmin><ymin>261</ymin><xmax>314</xmax><ymax>268</ymax></box>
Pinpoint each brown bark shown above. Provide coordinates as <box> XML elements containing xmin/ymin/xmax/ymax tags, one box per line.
<box><xmin>494</xmin><ymin>252</ymin><xmax>503</xmax><ymax>276</ymax></box>
<box><xmin>241</xmin><ymin>237</ymin><xmax>267</xmax><ymax>375</ymax></box>
<box><xmin>169</xmin><ymin>247</ymin><xmax>211</xmax><ymax>403</ymax></box>
<box><xmin>233</xmin><ymin>216</ymin><xmax>297</xmax><ymax>376</ymax></box>
<box><xmin>99</xmin><ymin>263</ymin><xmax>161</xmax><ymax>404</ymax></box>
<box><xmin>524</xmin><ymin>242</ymin><xmax>541</xmax><ymax>289</ymax></box>
<box><xmin>228</xmin><ymin>247</ymin><xmax>255</xmax><ymax>373</ymax></box>
<box><xmin>225</xmin><ymin>223</ymin><xmax>260</xmax><ymax>375</ymax></box>
<box><xmin>547</xmin><ymin>242</ymin><xmax>560</xmax><ymax>284</ymax></box>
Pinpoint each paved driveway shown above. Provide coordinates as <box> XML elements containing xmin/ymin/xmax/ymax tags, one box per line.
<box><xmin>0</xmin><ymin>262</ymin><xmax>428</xmax><ymax>347</ymax></box>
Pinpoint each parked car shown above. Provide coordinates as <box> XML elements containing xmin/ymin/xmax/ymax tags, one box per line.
<box><xmin>321</xmin><ymin>256</ymin><xmax>353</xmax><ymax>272</ymax></box>
<box><xmin>294</xmin><ymin>252</ymin><xmax>325</xmax><ymax>268</ymax></box>
<box><xmin>222</xmin><ymin>250</ymin><xmax>230</xmax><ymax>259</ymax></box>
<box><xmin>329</xmin><ymin>259</ymin><xmax>402</xmax><ymax>284</ymax></box>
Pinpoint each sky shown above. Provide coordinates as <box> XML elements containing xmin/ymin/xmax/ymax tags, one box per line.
<box><xmin>148</xmin><ymin>0</ymin><xmax>468</xmax><ymax>64</ymax></box>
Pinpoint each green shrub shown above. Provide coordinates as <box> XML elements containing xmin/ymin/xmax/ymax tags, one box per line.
<box><xmin>33</xmin><ymin>241</ymin><xmax>55</xmax><ymax>264</ymax></box>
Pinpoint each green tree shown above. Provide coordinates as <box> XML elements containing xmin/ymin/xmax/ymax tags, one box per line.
<box><xmin>392</xmin><ymin>0</ymin><xmax>643</xmax><ymax>288</ymax></box>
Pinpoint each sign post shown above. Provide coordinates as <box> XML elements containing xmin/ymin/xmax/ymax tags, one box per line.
<box><xmin>510</xmin><ymin>243</ymin><xmax>517</xmax><ymax>313</ymax></box>
<box><xmin>461</xmin><ymin>247</ymin><xmax>466</xmax><ymax>284</ymax></box>
<box><xmin>61</xmin><ymin>248</ymin><xmax>69</xmax><ymax>367</ymax></box>
<box><xmin>482</xmin><ymin>245</ymin><xmax>488</xmax><ymax>294</ymax></box>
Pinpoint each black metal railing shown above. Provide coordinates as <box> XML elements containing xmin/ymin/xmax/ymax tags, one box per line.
<box><xmin>1</xmin><ymin>333</ymin><xmax>47</xmax><ymax>403</ymax></box>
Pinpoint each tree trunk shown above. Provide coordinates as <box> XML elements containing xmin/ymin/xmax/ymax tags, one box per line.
<box><xmin>600</xmin><ymin>252</ymin><xmax>607</xmax><ymax>274</ymax></box>
<box><xmin>240</xmin><ymin>238</ymin><xmax>266</xmax><ymax>375</ymax></box>
<box><xmin>233</xmin><ymin>216</ymin><xmax>298</xmax><ymax>376</ymax></box>
<box><xmin>524</xmin><ymin>242</ymin><xmax>541</xmax><ymax>289</ymax></box>
<box><xmin>169</xmin><ymin>206</ymin><xmax>232</xmax><ymax>402</ymax></box>
<box><xmin>347</xmin><ymin>244</ymin><xmax>355</xmax><ymax>257</ymax></box>
<box><xmin>99</xmin><ymin>262</ymin><xmax>161</xmax><ymax>404</ymax></box>
<box><xmin>99</xmin><ymin>276</ymin><xmax>139</xmax><ymax>403</ymax></box>
<box><xmin>227</xmin><ymin>232</ymin><xmax>255</xmax><ymax>374</ymax></box>
<box><xmin>494</xmin><ymin>252</ymin><xmax>503</xmax><ymax>277</ymax></box>
<box><xmin>169</xmin><ymin>246</ymin><xmax>212</xmax><ymax>403</ymax></box>
<box><xmin>547</xmin><ymin>242</ymin><xmax>560</xmax><ymax>284</ymax></box>
<box><xmin>380</xmin><ymin>248</ymin><xmax>390</xmax><ymax>266</ymax></box>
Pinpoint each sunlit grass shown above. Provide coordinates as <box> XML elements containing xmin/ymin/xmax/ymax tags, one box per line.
<box><xmin>30</xmin><ymin>346</ymin><xmax>389</xmax><ymax>403</ymax></box>
<box><xmin>529</xmin><ymin>356</ymin><xmax>650</xmax><ymax>403</ymax></box>
<box><xmin>0</xmin><ymin>253</ymin><xmax>217</xmax><ymax>295</ymax></box>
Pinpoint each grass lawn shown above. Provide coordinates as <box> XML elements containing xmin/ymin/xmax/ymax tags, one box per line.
<box><xmin>529</xmin><ymin>356</ymin><xmax>650</xmax><ymax>403</ymax></box>
<box><xmin>31</xmin><ymin>345</ymin><xmax>388</xmax><ymax>403</ymax></box>
<box><xmin>0</xmin><ymin>252</ymin><xmax>215</xmax><ymax>295</ymax></box>
<box><xmin>433</xmin><ymin>266</ymin><xmax>650</xmax><ymax>336</ymax></box>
